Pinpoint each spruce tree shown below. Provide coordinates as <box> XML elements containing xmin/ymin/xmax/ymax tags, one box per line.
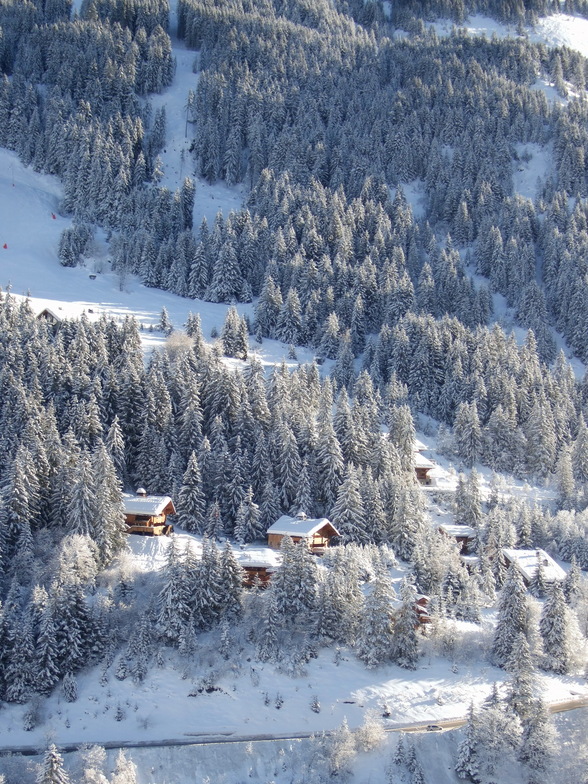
<box><xmin>355</xmin><ymin>569</ymin><xmax>394</xmax><ymax>668</ymax></box>
<box><xmin>330</xmin><ymin>466</ymin><xmax>369</xmax><ymax>545</ymax></box>
<box><xmin>539</xmin><ymin>580</ymin><xmax>572</xmax><ymax>674</ymax></box>
<box><xmin>234</xmin><ymin>487</ymin><xmax>263</xmax><ymax>544</ymax></box>
<box><xmin>37</xmin><ymin>745</ymin><xmax>71</xmax><ymax>784</ymax></box>
<box><xmin>391</xmin><ymin>578</ymin><xmax>419</xmax><ymax>670</ymax></box>
<box><xmin>492</xmin><ymin>564</ymin><xmax>531</xmax><ymax>669</ymax></box>
<box><xmin>176</xmin><ymin>452</ymin><xmax>206</xmax><ymax>533</ymax></box>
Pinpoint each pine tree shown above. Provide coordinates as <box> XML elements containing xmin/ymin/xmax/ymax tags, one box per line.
<box><xmin>314</xmin><ymin>419</ymin><xmax>344</xmax><ymax>512</ymax></box>
<box><xmin>176</xmin><ymin>452</ymin><xmax>206</xmax><ymax>533</ymax></box>
<box><xmin>518</xmin><ymin>697</ymin><xmax>557</xmax><ymax>778</ymax></box>
<box><xmin>105</xmin><ymin>416</ymin><xmax>126</xmax><ymax>484</ymax></box>
<box><xmin>158</xmin><ymin>307</ymin><xmax>173</xmax><ymax>335</ymax></box>
<box><xmin>391</xmin><ymin>578</ymin><xmax>419</xmax><ymax>670</ymax></box>
<box><xmin>539</xmin><ymin>580</ymin><xmax>572</xmax><ymax>674</ymax></box>
<box><xmin>454</xmin><ymin>401</ymin><xmax>482</xmax><ymax>468</ymax></box>
<box><xmin>506</xmin><ymin>632</ymin><xmax>536</xmax><ymax>721</ymax></box>
<box><xmin>492</xmin><ymin>564</ymin><xmax>531</xmax><ymax>669</ymax></box>
<box><xmin>66</xmin><ymin>452</ymin><xmax>96</xmax><ymax>539</ymax></box>
<box><xmin>234</xmin><ymin>487</ymin><xmax>263</xmax><ymax>544</ymax></box>
<box><xmin>91</xmin><ymin>442</ymin><xmax>127</xmax><ymax>564</ymax></box>
<box><xmin>220</xmin><ymin>306</ymin><xmax>248</xmax><ymax>360</ymax></box>
<box><xmin>37</xmin><ymin>745</ymin><xmax>71</xmax><ymax>784</ymax></box>
<box><xmin>271</xmin><ymin>538</ymin><xmax>318</xmax><ymax>624</ymax></box>
<box><xmin>157</xmin><ymin>537</ymin><xmax>189</xmax><ymax>645</ymax></box>
<box><xmin>528</xmin><ymin>555</ymin><xmax>547</xmax><ymax>598</ymax></box>
<box><xmin>35</xmin><ymin>605</ymin><xmax>61</xmax><ymax>695</ymax></box>
<box><xmin>256</xmin><ymin>589</ymin><xmax>281</xmax><ymax>663</ymax></box>
<box><xmin>110</xmin><ymin>750</ymin><xmax>137</xmax><ymax>784</ymax></box>
<box><xmin>455</xmin><ymin>703</ymin><xmax>480</xmax><ymax>782</ymax></box>
<box><xmin>563</xmin><ymin>556</ymin><xmax>581</xmax><ymax>606</ymax></box>
<box><xmin>219</xmin><ymin>541</ymin><xmax>244</xmax><ymax>619</ymax></box>
<box><xmin>330</xmin><ymin>466</ymin><xmax>369</xmax><ymax>544</ymax></box>
<box><xmin>356</xmin><ymin>570</ymin><xmax>394</xmax><ymax>668</ymax></box>
<box><xmin>62</xmin><ymin>671</ymin><xmax>78</xmax><ymax>703</ymax></box>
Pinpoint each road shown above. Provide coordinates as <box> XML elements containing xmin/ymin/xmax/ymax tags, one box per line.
<box><xmin>3</xmin><ymin>698</ymin><xmax>586</xmax><ymax>757</ymax></box>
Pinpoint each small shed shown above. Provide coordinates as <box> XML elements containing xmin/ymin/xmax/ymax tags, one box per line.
<box><xmin>267</xmin><ymin>513</ymin><xmax>340</xmax><ymax>553</ymax></box>
<box><xmin>123</xmin><ymin>489</ymin><xmax>175</xmax><ymax>536</ymax></box>
<box><xmin>502</xmin><ymin>548</ymin><xmax>566</xmax><ymax>586</ymax></box>
<box><xmin>234</xmin><ymin>547</ymin><xmax>282</xmax><ymax>587</ymax></box>
<box><xmin>438</xmin><ymin>524</ymin><xmax>477</xmax><ymax>554</ymax></box>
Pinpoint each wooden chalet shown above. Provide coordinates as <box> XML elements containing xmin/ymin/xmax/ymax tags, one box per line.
<box><xmin>267</xmin><ymin>513</ymin><xmax>340</xmax><ymax>553</ymax></box>
<box><xmin>438</xmin><ymin>523</ymin><xmax>477</xmax><ymax>554</ymax></box>
<box><xmin>234</xmin><ymin>547</ymin><xmax>282</xmax><ymax>587</ymax></box>
<box><xmin>414</xmin><ymin>594</ymin><xmax>431</xmax><ymax>625</ymax></box>
<box><xmin>502</xmin><ymin>548</ymin><xmax>565</xmax><ymax>586</ymax></box>
<box><xmin>122</xmin><ymin>489</ymin><xmax>175</xmax><ymax>536</ymax></box>
<box><xmin>36</xmin><ymin>307</ymin><xmax>62</xmax><ymax>330</ymax></box>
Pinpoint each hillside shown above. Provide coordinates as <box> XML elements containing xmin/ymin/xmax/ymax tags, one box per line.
<box><xmin>0</xmin><ymin>0</ymin><xmax>588</xmax><ymax>783</ymax></box>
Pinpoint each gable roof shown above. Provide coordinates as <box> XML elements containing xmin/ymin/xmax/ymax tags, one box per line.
<box><xmin>503</xmin><ymin>548</ymin><xmax>566</xmax><ymax>583</ymax></box>
<box><xmin>414</xmin><ymin>452</ymin><xmax>435</xmax><ymax>469</ymax></box>
<box><xmin>267</xmin><ymin>515</ymin><xmax>340</xmax><ymax>538</ymax></box>
<box><xmin>234</xmin><ymin>547</ymin><xmax>283</xmax><ymax>570</ymax></box>
<box><xmin>37</xmin><ymin>307</ymin><xmax>62</xmax><ymax>323</ymax></box>
<box><xmin>439</xmin><ymin>524</ymin><xmax>477</xmax><ymax>539</ymax></box>
<box><xmin>122</xmin><ymin>493</ymin><xmax>176</xmax><ymax>517</ymax></box>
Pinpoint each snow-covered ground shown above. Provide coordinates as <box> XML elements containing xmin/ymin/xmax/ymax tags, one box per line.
<box><xmin>2</xmin><ymin>703</ymin><xmax>584</xmax><ymax>784</ymax></box>
<box><xmin>430</xmin><ymin>11</ymin><xmax>588</xmax><ymax>60</ymax></box>
<box><xmin>532</xmin><ymin>13</ymin><xmax>588</xmax><ymax>58</ymax></box>
<box><xmin>1</xmin><ymin>4</ymin><xmax>588</xmax><ymax>780</ymax></box>
<box><xmin>0</xmin><ymin>521</ymin><xmax>583</xmax><ymax>757</ymax></box>
<box><xmin>0</xmin><ymin>145</ymin><xmax>316</xmax><ymax>369</ymax></box>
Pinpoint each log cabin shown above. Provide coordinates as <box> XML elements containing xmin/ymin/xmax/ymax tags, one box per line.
<box><xmin>266</xmin><ymin>512</ymin><xmax>340</xmax><ymax>553</ymax></box>
<box><xmin>123</xmin><ymin>488</ymin><xmax>175</xmax><ymax>535</ymax></box>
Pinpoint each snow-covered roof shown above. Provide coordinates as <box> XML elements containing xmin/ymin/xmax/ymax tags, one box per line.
<box><xmin>439</xmin><ymin>524</ymin><xmax>476</xmax><ymax>539</ymax></box>
<box><xmin>122</xmin><ymin>493</ymin><xmax>175</xmax><ymax>516</ymax></box>
<box><xmin>267</xmin><ymin>515</ymin><xmax>339</xmax><ymax>538</ymax></box>
<box><xmin>414</xmin><ymin>452</ymin><xmax>435</xmax><ymax>469</ymax></box>
<box><xmin>414</xmin><ymin>438</ymin><xmax>428</xmax><ymax>452</ymax></box>
<box><xmin>502</xmin><ymin>548</ymin><xmax>566</xmax><ymax>583</ymax></box>
<box><xmin>37</xmin><ymin>306</ymin><xmax>62</xmax><ymax>322</ymax></box>
<box><xmin>234</xmin><ymin>547</ymin><xmax>283</xmax><ymax>570</ymax></box>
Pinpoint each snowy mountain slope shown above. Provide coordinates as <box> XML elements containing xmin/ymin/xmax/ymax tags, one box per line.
<box><xmin>0</xmin><ymin>525</ymin><xmax>583</xmax><ymax>755</ymax></box>
<box><xmin>1</xmin><ymin>3</ymin><xmax>588</xmax><ymax>783</ymax></box>
<box><xmin>0</xmin><ymin>145</ymin><xmax>317</xmax><ymax>369</ymax></box>
<box><xmin>430</xmin><ymin>11</ymin><xmax>588</xmax><ymax>59</ymax></box>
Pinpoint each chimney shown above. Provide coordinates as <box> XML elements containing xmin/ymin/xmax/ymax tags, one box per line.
<box><xmin>136</xmin><ymin>487</ymin><xmax>147</xmax><ymax>497</ymax></box>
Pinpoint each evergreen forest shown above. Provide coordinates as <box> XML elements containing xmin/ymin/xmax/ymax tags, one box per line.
<box><xmin>0</xmin><ymin>0</ymin><xmax>588</xmax><ymax>781</ymax></box>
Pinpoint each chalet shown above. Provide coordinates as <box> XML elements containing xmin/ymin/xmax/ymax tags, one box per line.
<box><xmin>502</xmin><ymin>548</ymin><xmax>566</xmax><ymax>586</ymax></box>
<box><xmin>412</xmin><ymin>438</ymin><xmax>435</xmax><ymax>485</ymax></box>
<box><xmin>122</xmin><ymin>488</ymin><xmax>175</xmax><ymax>536</ymax></box>
<box><xmin>414</xmin><ymin>594</ymin><xmax>431</xmax><ymax>625</ymax></box>
<box><xmin>414</xmin><ymin>452</ymin><xmax>435</xmax><ymax>484</ymax></box>
<box><xmin>36</xmin><ymin>307</ymin><xmax>62</xmax><ymax>330</ymax></box>
<box><xmin>267</xmin><ymin>513</ymin><xmax>340</xmax><ymax>553</ymax></box>
<box><xmin>234</xmin><ymin>546</ymin><xmax>282</xmax><ymax>587</ymax></box>
<box><xmin>438</xmin><ymin>523</ymin><xmax>477</xmax><ymax>554</ymax></box>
